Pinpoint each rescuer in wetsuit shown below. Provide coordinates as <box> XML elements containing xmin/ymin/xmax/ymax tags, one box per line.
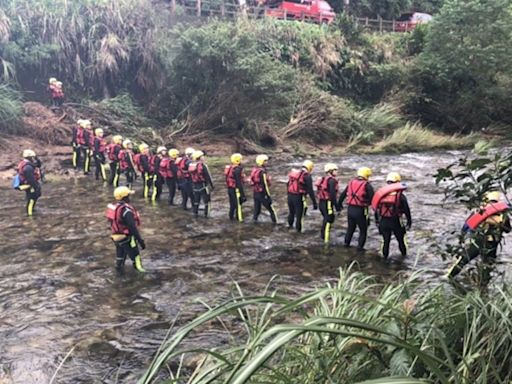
<box><xmin>177</xmin><ymin>147</ymin><xmax>195</xmax><ymax>210</ymax></box>
<box><xmin>17</xmin><ymin>149</ymin><xmax>42</xmax><ymax>216</ymax></box>
<box><xmin>151</xmin><ymin>146</ymin><xmax>168</xmax><ymax>202</ymax></box>
<box><xmin>287</xmin><ymin>160</ymin><xmax>317</xmax><ymax>233</ymax></box>
<box><xmin>339</xmin><ymin>167</ymin><xmax>374</xmax><ymax>251</ymax></box>
<box><xmin>165</xmin><ymin>148</ymin><xmax>180</xmax><ymax>205</ymax></box>
<box><xmin>225</xmin><ymin>153</ymin><xmax>247</xmax><ymax>222</ymax></box>
<box><xmin>137</xmin><ymin>143</ymin><xmax>153</xmax><ymax>199</ymax></box>
<box><xmin>251</xmin><ymin>154</ymin><xmax>277</xmax><ymax>223</ymax></box>
<box><xmin>188</xmin><ymin>150</ymin><xmax>214</xmax><ymax>218</ymax></box>
<box><xmin>447</xmin><ymin>191</ymin><xmax>511</xmax><ymax>282</ymax></box>
<box><xmin>375</xmin><ymin>172</ymin><xmax>412</xmax><ymax>260</ymax></box>
<box><xmin>119</xmin><ymin>139</ymin><xmax>136</xmax><ymax>189</ymax></box>
<box><xmin>107</xmin><ymin>186</ymin><xmax>146</xmax><ymax>273</ymax></box>
<box><xmin>93</xmin><ymin>128</ymin><xmax>107</xmax><ymax>181</ymax></box>
<box><xmin>317</xmin><ymin>163</ymin><xmax>340</xmax><ymax>244</ymax></box>
<box><xmin>106</xmin><ymin>135</ymin><xmax>123</xmax><ymax>187</ymax></box>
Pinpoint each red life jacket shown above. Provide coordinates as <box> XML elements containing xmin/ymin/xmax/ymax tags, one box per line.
<box><xmin>94</xmin><ymin>137</ymin><xmax>106</xmax><ymax>153</ymax></box>
<box><xmin>316</xmin><ymin>176</ymin><xmax>338</xmax><ymax>201</ymax></box>
<box><xmin>76</xmin><ymin>127</ymin><xmax>85</xmax><ymax>145</ymax></box>
<box><xmin>176</xmin><ymin>157</ymin><xmax>190</xmax><ymax>179</ymax></box>
<box><xmin>189</xmin><ymin>162</ymin><xmax>205</xmax><ymax>183</ymax></box>
<box><xmin>346</xmin><ymin>178</ymin><xmax>369</xmax><ymax>207</ymax></box>
<box><xmin>119</xmin><ymin>150</ymin><xmax>133</xmax><ymax>171</ymax></box>
<box><xmin>106</xmin><ymin>143</ymin><xmax>121</xmax><ymax>161</ymax></box>
<box><xmin>150</xmin><ymin>155</ymin><xmax>159</xmax><ymax>174</ymax></box>
<box><xmin>105</xmin><ymin>202</ymin><xmax>141</xmax><ymax>235</ymax></box>
<box><xmin>55</xmin><ymin>86</ymin><xmax>64</xmax><ymax>98</ymax></box>
<box><xmin>133</xmin><ymin>153</ymin><xmax>143</xmax><ymax>172</ymax></box>
<box><xmin>250</xmin><ymin>167</ymin><xmax>266</xmax><ymax>193</ymax></box>
<box><xmin>84</xmin><ymin>129</ymin><xmax>94</xmax><ymax>147</ymax></box>
<box><xmin>465</xmin><ymin>201</ymin><xmax>510</xmax><ymax>231</ymax></box>
<box><xmin>49</xmin><ymin>84</ymin><xmax>60</xmax><ymax>98</ymax></box>
<box><xmin>225</xmin><ymin>165</ymin><xmax>238</xmax><ymax>188</ymax></box>
<box><xmin>159</xmin><ymin>157</ymin><xmax>171</xmax><ymax>178</ymax></box>
<box><xmin>17</xmin><ymin>160</ymin><xmax>41</xmax><ymax>184</ymax></box>
<box><xmin>287</xmin><ymin>169</ymin><xmax>307</xmax><ymax>194</ymax></box>
<box><xmin>377</xmin><ymin>191</ymin><xmax>403</xmax><ymax>218</ymax></box>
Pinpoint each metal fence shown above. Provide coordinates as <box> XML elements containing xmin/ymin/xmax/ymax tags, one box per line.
<box><xmin>169</xmin><ymin>0</ymin><xmax>406</xmax><ymax>32</ymax></box>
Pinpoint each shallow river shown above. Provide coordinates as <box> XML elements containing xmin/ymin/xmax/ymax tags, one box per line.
<box><xmin>1</xmin><ymin>151</ymin><xmax>511</xmax><ymax>383</ymax></box>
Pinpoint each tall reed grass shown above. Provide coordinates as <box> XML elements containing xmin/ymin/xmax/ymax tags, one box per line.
<box><xmin>0</xmin><ymin>83</ymin><xmax>23</xmax><ymax>133</ymax></box>
<box><xmin>139</xmin><ymin>267</ymin><xmax>512</xmax><ymax>383</ymax></box>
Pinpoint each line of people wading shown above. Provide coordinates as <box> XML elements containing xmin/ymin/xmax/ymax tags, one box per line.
<box><xmin>13</xmin><ymin>118</ymin><xmax>511</xmax><ymax>280</ymax></box>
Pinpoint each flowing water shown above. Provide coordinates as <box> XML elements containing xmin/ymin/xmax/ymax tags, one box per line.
<box><xmin>1</xmin><ymin>151</ymin><xmax>511</xmax><ymax>383</ymax></box>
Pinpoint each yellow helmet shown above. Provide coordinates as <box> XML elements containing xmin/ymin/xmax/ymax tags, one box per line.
<box><xmin>256</xmin><ymin>154</ymin><xmax>269</xmax><ymax>166</ymax></box>
<box><xmin>231</xmin><ymin>153</ymin><xmax>243</xmax><ymax>165</ymax></box>
<box><xmin>123</xmin><ymin>139</ymin><xmax>133</xmax><ymax>149</ymax></box>
<box><xmin>302</xmin><ymin>160</ymin><xmax>314</xmax><ymax>173</ymax></box>
<box><xmin>324</xmin><ymin>163</ymin><xmax>338</xmax><ymax>173</ymax></box>
<box><xmin>49</xmin><ymin>77</ymin><xmax>57</xmax><ymax>84</ymax></box>
<box><xmin>23</xmin><ymin>149</ymin><xmax>36</xmax><ymax>158</ymax></box>
<box><xmin>79</xmin><ymin>119</ymin><xmax>91</xmax><ymax>128</ymax></box>
<box><xmin>139</xmin><ymin>143</ymin><xmax>149</xmax><ymax>152</ymax></box>
<box><xmin>95</xmin><ymin>128</ymin><xmax>104</xmax><ymax>136</ymax></box>
<box><xmin>357</xmin><ymin>167</ymin><xmax>372</xmax><ymax>180</ymax></box>
<box><xmin>169</xmin><ymin>148</ymin><xmax>179</xmax><ymax>159</ymax></box>
<box><xmin>157</xmin><ymin>146</ymin><xmax>167</xmax><ymax>154</ymax></box>
<box><xmin>113</xmin><ymin>135</ymin><xmax>123</xmax><ymax>144</ymax></box>
<box><xmin>386</xmin><ymin>172</ymin><xmax>401</xmax><ymax>183</ymax></box>
<box><xmin>192</xmin><ymin>150</ymin><xmax>204</xmax><ymax>161</ymax></box>
<box><xmin>185</xmin><ymin>147</ymin><xmax>195</xmax><ymax>156</ymax></box>
<box><xmin>77</xmin><ymin>119</ymin><xmax>85</xmax><ymax>126</ymax></box>
<box><xmin>113</xmin><ymin>186</ymin><xmax>134</xmax><ymax>201</ymax></box>
<box><xmin>485</xmin><ymin>191</ymin><xmax>501</xmax><ymax>203</ymax></box>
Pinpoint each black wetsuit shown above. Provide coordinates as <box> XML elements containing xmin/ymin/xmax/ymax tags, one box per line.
<box><xmin>339</xmin><ymin>178</ymin><xmax>374</xmax><ymax>249</ymax></box>
<box><xmin>252</xmin><ymin>167</ymin><xmax>277</xmax><ymax>223</ymax></box>
<box><xmin>319</xmin><ymin>177</ymin><xmax>340</xmax><ymax>243</ymax></box>
<box><xmin>375</xmin><ymin>193</ymin><xmax>412</xmax><ymax>259</ymax></box>
<box><xmin>191</xmin><ymin>162</ymin><xmax>214</xmax><ymax>217</ymax></box>
<box><xmin>227</xmin><ymin>165</ymin><xmax>246</xmax><ymax>222</ymax></box>
<box><xmin>287</xmin><ymin>171</ymin><xmax>317</xmax><ymax>232</ymax></box>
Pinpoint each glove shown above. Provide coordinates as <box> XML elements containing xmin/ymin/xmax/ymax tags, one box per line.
<box><xmin>241</xmin><ymin>196</ymin><xmax>247</xmax><ymax>203</ymax></box>
<box><xmin>266</xmin><ymin>197</ymin><xmax>273</xmax><ymax>205</ymax></box>
<box><xmin>406</xmin><ymin>222</ymin><xmax>412</xmax><ymax>231</ymax></box>
<box><xmin>313</xmin><ymin>203</ymin><xmax>318</xmax><ymax>210</ymax></box>
<box><xmin>139</xmin><ymin>239</ymin><xmax>146</xmax><ymax>250</ymax></box>
<box><xmin>210</xmin><ymin>185</ymin><xmax>215</xmax><ymax>191</ymax></box>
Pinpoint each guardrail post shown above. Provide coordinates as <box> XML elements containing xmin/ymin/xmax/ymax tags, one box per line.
<box><xmin>379</xmin><ymin>16</ymin><xmax>383</xmax><ymax>33</ymax></box>
<box><xmin>365</xmin><ymin>17</ymin><xmax>368</xmax><ymax>26</ymax></box>
<box><xmin>197</xmin><ymin>0</ymin><xmax>201</xmax><ymax>17</ymax></box>
<box><xmin>171</xmin><ymin>0</ymin><xmax>176</xmax><ymax>16</ymax></box>
<box><xmin>221</xmin><ymin>0</ymin><xmax>225</xmax><ymax>17</ymax></box>
<box><xmin>392</xmin><ymin>19</ymin><xmax>395</xmax><ymax>32</ymax></box>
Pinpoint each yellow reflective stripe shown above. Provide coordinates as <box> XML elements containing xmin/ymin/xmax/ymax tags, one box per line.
<box><xmin>113</xmin><ymin>164</ymin><xmax>119</xmax><ymax>186</ymax></box>
<box><xmin>327</xmin><ymin>200</ymin><xmax>333</xmax><ymax>215</ymax></box>
<box><xmin>324</xmin><ymin>222</ymin><xmax>331</xmax><ymax>243</ymax></box>
<box><xmin>150</xmin><ymin>175</ymin><xmax>157</xmax><ymax>200</ymax></box>
<box><xmin>72</xmin><ymin>151</ymin><xmax>77</xmax><ymax>167</ymax></box>
<box><xmin>27</xmin><ymin>199</ymin><xmax>35</xmax><ymax>216</ymax></box>
<box><xmin>445</xmin><ymin>256</ymin><xmax>463</xmax><ymax>277</ymax></box>
<box><xmin>236</xmin><ymin>188</ymin><xmax>243</xmax><ymax>222</ymax></box>
<box><xmin>364</xmin><ymin>207</ymin><xmax>368</xmax><ymax>218</ymax></box>
<box><xmin>263</xmin><ymin>173</ymin><xmax>271</xmax><ymax>196</ymax></box>
<box><xmin>100</xmin><ymin>164</ymin><xmax>107</xmax><ymax>180</ymax></box>
<box><xmin>404</xmin><ymin>234</ymin><xmax>408</xmax><ymax>253</ymax></box>
<box><xmin>84</xmin><ymin>149</ymin><xmax>90</xmax><ymax>171</ymax></box>
<box><xmin>300</xmin><ymin>195</ymin><xmax>306</xmax><ymax>232</ymax></box>
<box><xmin>380</xmin><ymin>240</ymin><xmax>384</xmax><ymax>257</ymax></box>
<box><xmin>130</xmin><ymin>236</ymin><xmax>136</xmax><ymax>248</ymax></box>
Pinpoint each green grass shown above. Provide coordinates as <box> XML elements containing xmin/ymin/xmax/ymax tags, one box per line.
<box><xmin>138</xmin><ymin>266</ymin><xmax>512</xmax><ymax>384</ymax></box>
<box><xmin>0</xmin><ymin>83</ymin><xmax>23</xmax><ymax>133</ymax></box>
<box><xmin>367</xmin><ymin>123</ymin><xmax>479</xmax><ymax>153</ymax></box>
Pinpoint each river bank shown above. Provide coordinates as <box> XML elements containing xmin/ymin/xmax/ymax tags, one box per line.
<box><xmin>0</xmin><ymin>103</ymin><xmax>487</xmax><ymax>185</ymax></box>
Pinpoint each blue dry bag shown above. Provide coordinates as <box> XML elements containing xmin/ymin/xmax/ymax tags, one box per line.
<box><xmin>12</xmin><ymin>174</ymin><xmax>21</xmax><ymax>190</ymax></box>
